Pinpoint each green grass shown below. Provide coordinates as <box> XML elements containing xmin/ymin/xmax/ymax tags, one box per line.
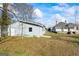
<box><xmin>0</xmin><ymin>33</ymin><xmax>79</xmax><ymax>56</ymax></box>
<box><xmin>69</xmin><ymin>35</ymin><xmax>79</xmax><ymax>39</ymax></box>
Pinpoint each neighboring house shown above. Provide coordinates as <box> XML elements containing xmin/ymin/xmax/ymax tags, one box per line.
<box><xmin>0</xmin><ymin>20</ymin><xmax>46</xmax><ymax>37</ymax></box>
<box><xmin>51</xmin><ymin>22</ymin><xmax>77</xmax><ymax>33</ymax></box>
<box><xmin>75</xmin><ymin>24</ymin><xmax>79</xmax><ymax>33</ymax></box>
<box><xmin>66</xmin><ymin>23</ymin><xmax>76</xmax><ymax>32</ymax></box>
<box><xmin>52</xmin><ymin>22</ymin><xmax>67</xmax><ymax>32</ymax></box>
<box><xmin>76</xmin><ymin>24</ymin><xmax>79</xmax><ymax>30</ymax></box>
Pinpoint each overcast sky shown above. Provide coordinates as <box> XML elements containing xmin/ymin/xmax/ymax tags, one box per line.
<box><xmin>32</xmin><ymin>3</ymin><xmax>79</xmax><ymax>27</ymax></box>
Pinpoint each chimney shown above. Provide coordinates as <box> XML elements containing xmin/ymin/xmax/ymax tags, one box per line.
<box><xmin>56</xmin><ymin>20</ymin><xmax>57</xmax><ymax>25</ymax></box>
<box><xmin>65</xmin><ymin>20</ymin><xmax>67</xmax><ymax>24</ymax></box>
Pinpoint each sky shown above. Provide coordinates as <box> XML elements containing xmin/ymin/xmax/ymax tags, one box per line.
<box><xmin>0</xmin><ymin>3</ymin><xmax>79</xmax><ymax>28</ymax></box>
<box><xmin>32</xmin><ymin>3</ymin><xmax>79</xmax><ymax>27</ymax></box>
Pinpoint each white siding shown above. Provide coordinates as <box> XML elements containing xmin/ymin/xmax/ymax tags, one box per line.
<box><xmin>64</xmin><ymin>29</ymin><xmax>68</xmax><ymax>32</ymax></box>
<box><xmin>56</xmin><ymin>29</ymin><xmax>62</xmax><ymax>32</ymax></box>
<box><xmin>56</xmin><ymin>29</ymin><xmax>76</xmax><ymax>32</ymax></box>
<box><xmin>8</xmin><ymin>22</ymin><xmax>45</xmax><ymax>37</ymax></box>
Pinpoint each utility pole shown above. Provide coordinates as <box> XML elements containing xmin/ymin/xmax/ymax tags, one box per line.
<box><xmin>65</xmin><ymin>20</ymin><xmax>67</xmax><ymax>23</ymax></box>
<box><xmin>75</xmin><ymin>6</ymin><xmax>77</xmax><ymax>30</ymax></box>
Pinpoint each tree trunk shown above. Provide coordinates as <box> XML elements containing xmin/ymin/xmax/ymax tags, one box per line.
<box><xmin>68</xmin><ymin>27</ymin><xmax>70</xmax><ymax>32</ymax></box>
<box><xmin>61</xmin><ymin>27</ymin><xmax>64</xmax><ymax>32</ymax></box>
<box><xmin>1</xmin><ymin>25</ymin><xmax>8</xmax><ymax>37</ymax></box>
<box><xmin>1</xmin><ymin>3</ymin><xmax>9</xmax><ymax>37</ymax></box>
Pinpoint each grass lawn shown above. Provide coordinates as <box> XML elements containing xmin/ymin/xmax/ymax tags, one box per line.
<box><xmin>0</xmin><ymin>32</ymin><xmax>79</xmax><ymax>56</ymax></box>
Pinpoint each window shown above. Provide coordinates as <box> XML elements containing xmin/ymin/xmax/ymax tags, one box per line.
<box><xmin>29</xmin><ymin>27</ymin><xmax>32</xmax><ymax>32</ymax></box>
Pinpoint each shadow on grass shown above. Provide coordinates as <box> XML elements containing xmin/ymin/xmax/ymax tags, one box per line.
<box><xmin>46</xmin><ymin>32</ymin><xmax>79</xmax><ymax>46</ymax></box>
<box><xmin>0</xmin><ymin>52</ymin><xmax>9</xmax><ymax>56</ymax></box>
<box><xmin>0</xmin><ymin>37</ymin><xmax>11</xmax><ymax>44</ymax></box>
<box><xmin>68</xmin><ymin>36</ymin><xmax>79</xmax><ymax>39</ymax></box>
<box><xmin>51</xmin><ymin>34</ymin><xmax>79</xmax><ymax>45</ymax></box>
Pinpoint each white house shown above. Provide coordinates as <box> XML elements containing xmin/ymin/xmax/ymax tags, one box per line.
<box><xmin>7</xmin><ymin>20</ymin><xmax>46</xmax><ymax>37</ymax></box>
<box><xmin>52</xmin><ymin>22</ymin><xmax>78</xmax><ymax>33</ymax></box>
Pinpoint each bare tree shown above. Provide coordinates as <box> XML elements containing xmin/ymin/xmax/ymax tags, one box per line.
<box><xmin>10</xmin><ymin>3</ymin><xmax>34</xmax><ymax>39</ymax></box>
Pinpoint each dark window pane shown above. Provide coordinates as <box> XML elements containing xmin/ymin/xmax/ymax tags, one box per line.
<box><xmin>29</xmin><ymin>27</ymin><xmax>32</xmax><ymax>32</ymax></box>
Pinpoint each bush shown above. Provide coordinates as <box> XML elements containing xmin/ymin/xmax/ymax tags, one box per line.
<box><xmin>52</xmin><ymin>31</ymin><xmax>57</xmax><ymax>34</ymax></box>
<box><xmin>72</xmin><ymin>32</ymin><xmax>76</xmax><ymax>34</ymax></box>
<box><xmin>67</xmin><ymin>32</ymin><xmax>71</xmax><ymax>34</ymax></box>
<box><xmin>48</xmin><ymin>28</ymin><xmax>51</xmax><ymax>32</ymax></box>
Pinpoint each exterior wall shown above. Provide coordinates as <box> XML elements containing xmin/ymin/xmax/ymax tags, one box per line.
<box><xmin>70</xmin><ymin>29</ymin><xmax>76</xmax><ymax>32</ymax></box>
<box><xmin>56</xmin><ymin>29</ymin><xmax>76</xmax><ymax>32</ymax></box>
<box><xmin>56</xmin><ymin>29</ymin><xmax>62</xmax><ymax>32</ymax></box>
<box><xmin>22</xmin><ymin>23</ymin><xmax>45</xmax><ymax>37</ymax></box>
<box><xmin>56</xmin><ymin>29</ymin><xmax>68</xmax><ymax>32</ymax></box>
<box><xmin>8</xmin><ymin>22</ymin><xmax>45</xmax><ymax>37</ymax></box>
<box><xmin>8</xmin><ymin>22</ymin><xmax>22</xmax><ymax>36</ymax></box>
<box><xmin>64</xmin><ymin>29</ymin><xmax>68</xmax><ymax>32</ymax></box>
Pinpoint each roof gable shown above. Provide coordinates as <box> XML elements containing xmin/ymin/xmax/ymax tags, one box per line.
<box><xmin>55</xmin><ymin>22</ymin><xmax>67</xmax><ymax>29</ymax></box>
<box><xmin>11</xmin><ymin>20</ymin><xmax>46</xmax><ymax>28</ymax></box>
<box><xmin>54</xmin><ymin>22</ymin><xmax>76</xmax><ymax>29</ymax></box>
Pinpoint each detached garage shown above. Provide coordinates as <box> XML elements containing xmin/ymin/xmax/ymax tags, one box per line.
<box><xmin>8</xmin><ymin>20</ymin><xmax>46</xmax><ymax>37</ymax></box>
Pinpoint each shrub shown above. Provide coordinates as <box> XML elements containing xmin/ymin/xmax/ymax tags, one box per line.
<box><xmin>73</xmin><ymin>32</ymin><xmax>76</xmax><ymax>34</ymax></box>
<box><xmin>67</xmin><ymin>32</ymin><xmax>71</xmax><ymax>34</ymax></box>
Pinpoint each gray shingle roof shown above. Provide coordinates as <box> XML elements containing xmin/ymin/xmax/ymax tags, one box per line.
<box><xmin>54</xmin><ymin>22</ymin><xmax>67</xmax><ymax>29</ymax></box>
<box><xmin>53</xmin><ymin>22</ymin><xmax>76</xmax><ymax>29</ymax></box>
<box><xmin>66</xmin><ymin>23</ymin><xmax>76</xmax><ymax>28</ymax></box>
